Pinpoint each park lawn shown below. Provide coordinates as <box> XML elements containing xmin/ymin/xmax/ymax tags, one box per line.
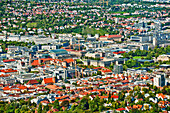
<box><xmin>133</xmin><ymin>56</ymin><xmax>146</xmax><ymax>59</ymax></box>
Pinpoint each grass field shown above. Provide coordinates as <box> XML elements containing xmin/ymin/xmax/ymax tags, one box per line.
<box><xmin>133</xmin><ymin>56</ymin><xmax>146</xmax><ymax>59</ymax></box>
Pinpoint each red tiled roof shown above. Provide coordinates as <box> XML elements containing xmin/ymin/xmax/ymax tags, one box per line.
<box><xmin>133</xmin><ymin>105</ymin><xmax>143</xmax><ymax>109</ymax></box>
<box><xmin>0</xmin><ymin>74</ymin><xmax>10</xmax><ymax>77</ymax></box>
<box><xmin>99</xmin><ymin>96</ymin><xmax>108</xmax><ymax>99</ymax></box>
<box><xmin>141</xmin><ymin>76</ymin><xmax>149</xmax><ymax>80</ymax></box>
<box><xmin>157</xmin><ymin>93</ymin><xmax>167</xmax><ymax>99</ymax></box>
<box><xmin>116</xmin><ymin>108</ymin><xmax>125</xmax><ymax>111</ymax></box>
<box><xmin>45</xmin><ymin>85</ymin><xmax>58</xmax><ymax>90</ymax></box>
<box><xmin>93</xmin><ymin>67</ymin><xmax>103</xmax><ymax>69</ymax></box>
<box><xmin>111</xmin><ymin>95</ymin><xmax>119</xmax><ymax>99</ymax></box>
<box><xmin>3</xmin><ymin>86</ymin><xmax>10</xmax><ymax>90</ymax></box>
<box><xmin>108</xmin><ymin>35</ymin><xmax>122</xmax><ymax>38</ymax></box>
<box><xmin>41</xmin><ymin>58</ymin><xmax>53</xmax><ymax>62</ymax></box>
<box><xmin>101</xmin><ymin>69</ymin><xmax>112</xmax><ymax>73</ymax></box>
<box><xmin>113</xmin><ymin>51</ymin><xmax>125</xmax><ymax>54</ymax></box>
<box><xmin>31</xmin><ymin>60</ymin><xmax>40</xmax><ymax>66</ymax></box>
<box><xmin>56</xmin><ymin>96</ymin><xmax>69</xmax><ymax>100</ymax></box>
<box><xmin>43</xmin><ymin>78</ymin><xmax>55</xmax><ymax>84</ymax></box>
<box><xmin>18</xmin><ymin>86</ymin><xmax>27</xmax><ymax>90</ymax></box>
<box><xmin>40</xmin><ymin>100</ymin><xmax>50</xmax><ymax>104</ymax></box>
<box><xmin>0</xmin><ymin>69</ymin><xmax>17</xmax><ymax>73</ymax></box>
<box><xmin>100</xmin><ymin>36</ymin><xmax>107</xmax><ymax>38</ymax></box>
<box><xmin>122</xmin><ymin>80</ymin><xmax>129</xmax><ymax>83</ymax></box>
<box><xmin>63</xmin><ymin>58</ymin><xmax>74</xmax><ymax>63</ymax></box>
<box><xmin>3</xmin><ymin>59</ymin><xmax>15</xmax><ymax>62</ymax></box>
<box><xmin>26</xmin><ymin>80</ymin><xmax>39</xmax><ymax>85</ymax></box>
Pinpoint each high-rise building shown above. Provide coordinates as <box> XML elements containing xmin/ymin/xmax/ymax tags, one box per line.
<box><xmin>114</xmin><ymin>64</ymin><xmax>123</xmax><ymax>74</ymax></box>
<box><xmin>140</xmin><ymin>44</ymin><xmax>149</xmax><ymax>51</ymax></box>
<box><xmin>153</xmin><ymin>37</ymin><xmax>157</xmax><ymax>46</ymax></box>
<box><xmin>154</xmin><ymin>74</ymin><xmax>165</xmax><ymax>87</ymax></box>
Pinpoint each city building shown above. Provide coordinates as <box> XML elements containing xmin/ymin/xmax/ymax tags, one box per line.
<box><xmin>154</xmin><ymin>74</ymin><xmax>165</xmax><ymax>87</ymax></box>
<box><xmin>140</xmin><ymin>45</ymin><xmax>149</xmax><ymax>51</ymax></box>
<box><xmin>114</xmin><ymin>64</ymin><xmax>123</xmax><ymax>74</ymax></box>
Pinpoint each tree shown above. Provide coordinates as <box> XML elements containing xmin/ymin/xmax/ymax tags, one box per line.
<box><xmin>112</xmin><ymin>102</ymin><xmax>116</xmax><ymax>109</ymax></box>
<box><xmin>53</xmin><ymin>100</ymin><xmax>60</xmax><ymax>110</ymax></box>
<box><xmin>62</xmin><ymin>85</ymin><xmax>66</xmax><ymax>89</ymax></box>
<box><xmin>89</xmin><ymin>101</ymin><xmax>95</xmax><ymax>112</ymax></box>
<box><xmin>144</xmin><ymin>104</ymin><xmax>149</xmax><ymax>110</ymax></box>
<box><xmin>126</xmin><ymin>96</ymin><xmax>132</xmax><ymax>103</ymax></box>
<box><xmin>144</xmin><ymin>61</ymin><xmax>151</xmax><ymax>67</ymax></box>
<box><xmin>21</xmin><ymin>105</ymin><xmax>28</xmax><ymax>111</ymax></box>
<box><xmin>38</xmin><ymin>104</ymin><xmax>42</xmax><ymax>113</ymax></box>
<box><xmin>146</xmin><ymin>54</ymin><xmax>153</xmax><ymax>60</ymax></box>
<box><xmin>15</xmin><ymin>108</ymin><xmax>20</xmax><ymax>113</ymax></box>
<box><xmin>142</xmin><ymin>88</ymin><xmax>148</xmax><ymax>93</ymax></box>
<box><xmin>136</xmin><ymin>100</ymin><xmax>144</xmax><ymax>105</ymax></box>
<box><xmin>122</xmin><ymin>52</ymin><xmax>130</xmax><ymax>58</ymax></box>
<box><xmin>137</xmin><ymin>93</ymin><xmax>143</xmax><ymax>99</ymax></box>
<box><xmin>125</xmin><ymin>59</ymin><xmax>138</xmax><ymax>68</ymax></box>
<box><xmin>134</xmin><ymin>86</ymin><xmax>140</xmax><ymax>91</ymax></box>
<box><xmin>43</xmin><ymin>105</ymin><xmax>49</xmax><ymax>113</ymax></box>
<box><xmin>97</xmin><ymin>71</ymin><xmax>101</xmax><ymax>75</ymax></box>
<box><xmin>78</xmin><ymin>97</ymin><xmax>89</xmax><ymax>110</ymax></box>
<box><xmin>70</xmin><ymin>104</ymin><xmax>76</xmax><ymax>111</ymax></box>
<box><xmin>0</xmin><ymin>106</ymin><xmax>5</xmax><ymax>113</ymax></box>
<box><xmin>167</xmin><ymin>106</ymin><xmax>170</xmax><ymax>111</ymax></box>
<box><xmin>123</xmin><ymin>65</ymin><xmax>128</xmax><ymax>71</ymax></box>
<box><xmin>99</xmin><ymin>105</ymin><xmax>104</xmax><ymax>112</ymax></box>
<box><xmin>108</xmin><ymin>92</ymin><xmax>111</xmax><ymax>102</ymax></box>
<box><xmin>61</xmin><ymin>100</ymin><xmax>69</xmax><ymax>108</ymax></box>
<box><xmin>118</xmin><ymin>92</ymin><xmax>124</xmax><ymax>101</ymax></box>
